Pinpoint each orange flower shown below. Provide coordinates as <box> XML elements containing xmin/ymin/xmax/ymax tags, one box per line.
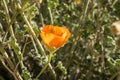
<box><xmin>111</xmin><ymin>21</ymin><xmax>120</xmax><ymax>35</ymax></box>
<box><xmin>75</xmin><ymin>0</ymin><xmax>81</xmax><ymax>4</ymax></box>
<box><xmin>116</xmin><ymin>37</ymin><xmax>120</xmax><ymax>48</ymax></box>
<box><xmin>40</xmin><ymin>25</ymin><xmax>71</xmax><ymax>48</ymax></box>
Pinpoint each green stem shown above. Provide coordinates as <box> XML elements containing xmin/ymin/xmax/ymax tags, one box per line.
<box><xmin>40</xmin><ymin>13</ymin><xmax>45</xmax><ymax>26</ymax></box>
<box><xmin>2</xmin><ymin>0</ymin><xmax>10</xmax><ymax>24</ymax></box>
<box><xmin>2</xmin><ymin>0</ymin><xmax>15</xmax><ymax>38</ymax></box>
<box><xmin>35</xmin><ymin>52</ymin><xmax>53</xmax><ymax>79</ymax></box>
<box><xmin>1</xmin><ymin>1</ymin><xmax>23</xmax><ymax>80</ymax></box>
<box><xmin>48</xmin><ymin>7</ymin><xmax>53</xmax><ymax>24</ymax></box>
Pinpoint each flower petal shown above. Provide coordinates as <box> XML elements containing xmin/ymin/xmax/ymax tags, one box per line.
<box><xmin>40</xmin><ymin>25</ymin><xmax>71</xmax><ymax>48</ymax></box>
<box><xmin>49</xmin><ymin>36</ymin><xmax>64</xmax><ymax>48</ymax></box>
<box><xmin>40</xmin><ymin>33</ymin><xmax>56</xmax><ymax>47</ymax></box>
<box><xmin>41</xmin><ymin>25</ymin><xmax>53</xmax><ymax>33</ymax></box>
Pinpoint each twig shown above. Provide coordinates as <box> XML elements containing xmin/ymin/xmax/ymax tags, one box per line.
<box><xmin>109</xmin><ymin>71</ymin><xmax>120</xmax><ymax>80</ymax></box>
<box><xmin>30</xmin><ymin>35</ymin><xmax>39</xmax><ymax>53</ymax></box>
<box><xmin>48</xmin><ymin>7</ymin><xmax>54</xmax><ymax>24</ymax></box>
<box><xmin>0</xmin><ymin>46</ymin><xmax>15</xmax><ymax>70</ymax></box>
<box><xmin>0</xmin><ymin>46</ymin><xmax>23</xmax><ymax>80</ymax></box>
<box><xmin>40</xmin><ymin>13</ymin><xmax>44</xmax><ymax>26</ymax></box>
<box><xmin>22</xmin><ymin>10</ymin><xmax>57</xmax><ymax>78</ymax></box>
<box><xmin>21</xmin><ymin>12</ymin><xmax>56</xmax><ymax>79</ymax></box>
<box><xmin>15</xmin><ymin>2</ymin><xmax>56</xmax><ymax>79</ymax></box>
<box><xmin>0</xmin><ymin>57</ymin><xmax>18</xmax><ymax>80</ymax></box>
<box><xmin>21</xmin><ymin>12</ymin><xmax>45</xmax><ymax>55</ymax></box>
<box><xmin>66</xmin><ymin>0</ymin><xmax>91</xmax><ymax>68</ymax></box>
<box><xmin>15</xmin><ymin>36</ymin><xmax>31</xmax><ymax>73</ymax></box>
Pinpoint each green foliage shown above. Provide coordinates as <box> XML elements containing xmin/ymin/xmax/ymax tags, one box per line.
<box><xmin>22</xmin><ymin>66</ymin><xmax>32</xmax><ymax>80</ymax></box>
<box><xmin>115</xmin><ymin>59</ymin><xmax>120</xmax><ymax>69</ymax></box>
<box><xmin>57</xmin><ymin>61</ymin><xmax>67</xmax><ymax>75</ymax></box>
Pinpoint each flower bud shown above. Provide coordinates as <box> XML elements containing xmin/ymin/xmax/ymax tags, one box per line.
<box><xmin>116</xmin><ymin>37</ymin><xmax>120</xmax><ymax>48</ymax></box>
<box><xmin>111</xmin><ymin>21</ymin><xmax>120</xmax><ymax>35</ymax></box>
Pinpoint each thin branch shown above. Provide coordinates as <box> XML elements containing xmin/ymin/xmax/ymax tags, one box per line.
<box><xmin>21</xmin><ymin>12</ymin><xmax>45</xmax><ymax>55</ymax></box>
<box><xmin>0</xmin><ymin>56</ymin><xmax>18</xmax><ymax>80</ymax></box>
<box><xmin>109</xmin><ymin>71</ymin><xmax>120</xmax><ymax>80</ymax></box>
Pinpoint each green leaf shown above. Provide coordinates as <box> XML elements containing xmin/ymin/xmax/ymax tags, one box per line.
<box><xmin>22</xmin><ymin>67</ymin><xmax>32</xmax><ymax>80</ymax></box>
<box><xmin>25</xmin><ymin>5</ymin><xmax>39</xmax><ymax>20</ymax></box>
<box><xmin>48</xmin><ymin>0</ymin><xmax>58</xmax><ymax>10</ymax></box>
<box><xmin>57</xmin><ymin>61</ymin><xmax>67</xmax><ymax>75</ymax></box>
<box><xmin>9</xmin><ymin>37</ymin><xmax>21</xmax><ymax>60</ymax></box>
<box><xmin>115</xmin><ymin>59</ymin><xmax>120</xmax><ymax>69</ymax></box>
